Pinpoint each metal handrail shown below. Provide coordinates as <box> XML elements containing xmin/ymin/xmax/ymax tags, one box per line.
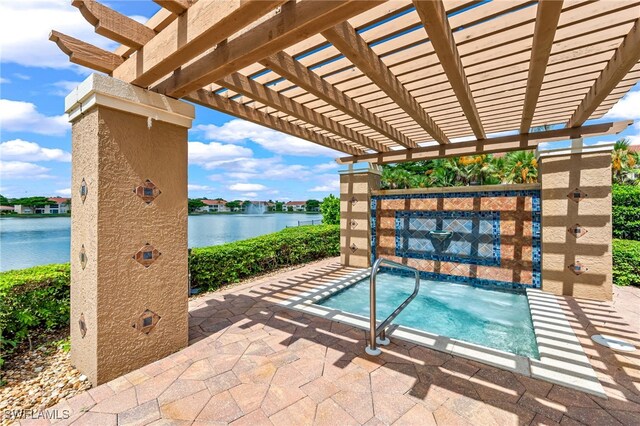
<box><xmin>366</xmin><ymin>258</ymin><xmax>420</xmax><ymax>356</ymax></box>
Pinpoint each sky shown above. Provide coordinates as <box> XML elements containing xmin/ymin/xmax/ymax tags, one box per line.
<box><xmin>1</xmin><ymin>1</ymin><xmax>639</xmax><ymax>202</ymax></box>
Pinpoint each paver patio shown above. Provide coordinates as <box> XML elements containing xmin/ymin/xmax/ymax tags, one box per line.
<box><xmin>28</xmin><ymin>258</ymin><xmax>640</xmax><ymax>425</ymax></box>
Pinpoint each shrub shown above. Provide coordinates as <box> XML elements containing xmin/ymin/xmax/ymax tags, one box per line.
<box><xmin>612</xmin><ymin>185</ymin><xmax>640</xmax><ymax>240</ymax></box>
<box><xmin>189</xmin><ymin>225</ymin><xmax>339</xmax><ymax>291</ymax></box>
<box><xmin>612</xmin><ymin>184</ymin><xmax>640</xmax><ymax>207</ymax></box>
<box><xmin>613</xmin><ymin>239</ymin><xmax>640</xmax><ymax>287</ymax></box>
<box><xmin>0</xmin><ymin>264</ymin><xmax>71</xmax><ymax>366</ymax></box>
<box><xmin>320</xmin><ymin>194</ymin><xmax>340</xmax><ymax>225</ymax></box>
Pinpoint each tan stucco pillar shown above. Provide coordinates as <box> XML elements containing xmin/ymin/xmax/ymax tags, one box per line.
<box><xmin>537</xmin><ymin>143</ymin><xmax>614</xmax><ymax>301</ymax></box>
<box><xmin>339</xmin><ymin>164</ymin><xmax>381</xmax><ymax>268</ymax></box>
<box><xmin>65</xmin><ymin>74</ymin><xmax>195</xmax><ymax>384</ymax></box>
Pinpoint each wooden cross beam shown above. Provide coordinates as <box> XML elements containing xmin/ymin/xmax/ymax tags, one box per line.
<box><xmin>156</xmin><ymin>1</ymin><xmax>386</xmax><ymax>99</ymax></box>
<box><xmin>337</xmin><ymin>120</ymin><xmax>632</xmax><ymax>165</ymax></box>
<box><xmin>153</xmin><ymin>0</ymin><xmax>194</xmax><ymax>15</ymax></box>
<box><xmin>49</xmin><ymin>30</ymin><xmax>123</xmax><ymax>74</ymax></box>
<box><xmin>520</xmin><ymin>0</ymin><xmax>564</xmax><ymax>134</ymax></box>
<box><xmin>322</xmin><ymin>21</ymin><xmax>445</xmax><ymax>146</ymax></box>
<box><xmin>186</xmin><ymin>90</ymin><xmax>367</xmax><ymax>156</ymax></box>
<box><xmin>567</xmin><ymin>18</ymin><xmax>640</xmax><ymax>128</ymax></box>
<box><xmin>259</xmin><ymin>52</ymin><xmax>416</xmax><ymax>149</ymax></box>
<box><xmin>218</xmin><ymin>73</ymin><xmax>390</xmax><ymax>152</ymax></box>
<box><xmin>412</xmin><ymin>0</ymin><xmax>486</xmax><ymax>140</ymax></box>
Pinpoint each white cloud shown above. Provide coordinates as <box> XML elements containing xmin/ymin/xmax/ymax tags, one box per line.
<box><xmin>0</xmin><ymin>1</ymin><xmax>147</xmax><ymax>69</ymax></box>
<box><xmin>188</xmin><ymin>184</ymin><xmax>215</xmax><ymax>191</ymax></box>
<box><xmin>195</xmin><ymin>120</ymin><xmax>342</xmax><ymax>157</ymax></box>
<box><xmin>55</xmin><ymin>188</ymin><xmax>71</xmax><ymax>196</ymax></box>
<box><xmin>13</xmin><ymin>73</ymin><xmax>30</xmax><ymax>80</ymax></box>
<box><xmin>188</xmin><ymin>141</ymin><xmax>253</xmax><ymax>169</ymax></box>
<box><xmin>50</xmin><ymin>80</ymin><xmax>82</xmax><ymax>96</ymax></box>
<box><xmin>241</xmin><ymin>192</ymin><xmax>258</xmax><ymax>198</ymax></box>
<box><xmin>315</xmin><ymin>161</ymin><xmax>340</xmax><ymax>171</ymax></box>
<box><xmin>309</xmin><ymin>174</ymin><xmax>340</xmax><ymax>192</ymax></box>
<box><xmin>229</xmin><ymin>183</ymin><xmax>267</xmax><ymax>192</ymax></box>
<box><xmin>0</xmin><ymin>139</ymin><xmax>71</xmax><ymax>162</ymax></box>
<box><xmin>0</xmin><ymin>99</ymin><xmax>69</xmax><ymax>136</ymax></box>
<box><xmin>604</xmin><ymin>90</ymin><xmax>640</xmax><ymax>121</ymax></box>
<box><xmin>0</xmin><ymin>77</ymin><xmax>9</xmax><ymax>84</ymax></box>
<box><xmin>0</xmin><ymin>161</ymin><xmax>52</xmax><ymax>179</ymax></box>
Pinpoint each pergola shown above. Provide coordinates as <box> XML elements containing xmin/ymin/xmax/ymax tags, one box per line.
<box><xmin>50</xmin><ymin>0</ymin><xmax>640</xmax><ymax>385</ymax></box>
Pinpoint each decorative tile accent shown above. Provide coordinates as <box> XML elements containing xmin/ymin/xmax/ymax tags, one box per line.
<box><xmin>79</xmin><ymin>313</ymin><xmax>87</xmax><ymax>338</ymax></box>
<box><xmin>133</xmin><ymin>243</ymin><xmax>161</xmax><ymax>268</ymax></box>
<box><xmin>350</xmin><ymin>219</ymin><xmax>358</xmax><ymax>229</ymax></box>
<box><xmin>568</xmin><ymin>261</ymin><xmax>588</xmax><ymax>275</ymax></box>
<box><xmin>567</xmin><ymin>188</ymin><xmax>588</xmax><ymax>203</ymax></box>
<box><xmin>132</xmin><ymin>309</ymin><xmax>161</xmax><ymax>335</ymax></box>
<box><xmin>350</xmin><ymin>243</ymin><xmax>358</xmax><ymax>253</ymax></box>
<box><xmin>394</xmin><ymin>210</ymin><xmax>501</xmax><ymax>266</ymax></box>
<box><xmin>567</xmin><ymin>224</ymin><xmax>588</xmax><ymax>239</ymax></box>
<box><xmin>79</xmin><ymin>178</ymin><xmax>88</xmax><ymax>203</ymax></box>
<box><xmin>79</xmin><ymin>244</ymin><xmax>87</xmax><ymax>270</ymax></box>
<box><xmin>350</xmin><ymin>196</ymin><xmax>358</xmax><ymax>206</ymax></box>
<box><xmin>134</xmin><ymin>179</ymin><xmax>161</xmax><ymax>204</ymax></box>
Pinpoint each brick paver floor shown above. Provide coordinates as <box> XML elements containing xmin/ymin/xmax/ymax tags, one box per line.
<box><xmin>25</xmin><ymin>258</ymin><xmax>640</xmax><ymax>425</ymax></box>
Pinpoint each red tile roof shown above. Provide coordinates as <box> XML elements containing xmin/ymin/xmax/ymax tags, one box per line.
<box><xmin>202</xmin><ymin>199</ymin><xmax>227</xmax><ymax>206</ymax></box>
<box><xmin>285</xmin><ymin>201</ymin><xmax>306</xmax><ymax>205</ymax></box>
<box><xmin>48</xmin><ymin>197</ymin><xmax>70</xmax><ymax>204</ymax></box>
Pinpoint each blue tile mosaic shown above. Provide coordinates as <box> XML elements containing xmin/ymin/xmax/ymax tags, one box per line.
<box><xmin>394</xmin><ymin>210</ymin><xmax>501</xmax><ymax>266</ymax></box>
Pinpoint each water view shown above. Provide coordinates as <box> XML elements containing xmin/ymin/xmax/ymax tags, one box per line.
<box><xmin>0</xmin><ymin>213</ymin><xmax>322</xmax><ymax>271</ymax></box>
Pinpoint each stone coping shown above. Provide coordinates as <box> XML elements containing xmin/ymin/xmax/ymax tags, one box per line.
<box><xmin>278</xmin><ymin>268</ymin><xmax>606</xmax><ymax>398</ymax></box>
<box><xmin>372</xmin><ymin>183</ymin><xmax>541</xmax><ymax>196</ymax></box>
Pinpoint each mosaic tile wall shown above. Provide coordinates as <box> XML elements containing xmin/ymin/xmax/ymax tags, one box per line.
<box><xmin>371</xmin><ymin>189</ymin><xmax>541</xmax><ymax>290</ymax></box>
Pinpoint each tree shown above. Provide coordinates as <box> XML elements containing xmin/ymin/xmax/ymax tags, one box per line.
<box><xmin>10</xmin><ymin>196</ymin><xmax>50</xmax><ymax>209</ymax></box>
<box><xmin>503</xmin><ymin>151</ymin><xmax>538</xmax><ymax>184</ymax></box>
<box><xmin>320</xmin><ymin>194</ymin><xmax>340</xmax><ymax>225</ymax></box>
<box><xmin>188</xmin><ymin>198</ymin><xmax>206</xmax><ymax>212</ymax></box>
<box><xmin>612</xmin><ymin>138</ymin><xmax>639</xmax><ymax>185</ymax></box>
<box><xmin>275</xmin><ymin>201</ymin><xmax>284</xmax><ymax>212</ymax></box>
<box><xmin>0</xmin><ymin>194</ymin><xmax>8</xmax><ymax>205</ymax></box>
<box><xmin>305</xmin><ymin>199</ymin><xmax>320</xmax><ymax>212</ymax></box>
<box><xmin>226</xmin><ymin>200</ymin><xmax>241</xmax><ymax>212</ymax></box>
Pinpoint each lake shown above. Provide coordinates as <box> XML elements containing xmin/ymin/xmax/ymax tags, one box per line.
<box><xmin>0</xmin><ymin>213</ymin><xmax>322</xmax><ymax>271</ymax></box>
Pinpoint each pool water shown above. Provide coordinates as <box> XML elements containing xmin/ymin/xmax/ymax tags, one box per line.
<box><xmin>316</xmin><ymin>272</ymin><xmax>540</xmax><ymax>358</ymax></box>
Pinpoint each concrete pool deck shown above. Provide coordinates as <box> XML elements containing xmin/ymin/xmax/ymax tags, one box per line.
<box><xmin>27</xmin><ymin>258</ymin><xmax>640</xmax><ymax>425</ymax></box>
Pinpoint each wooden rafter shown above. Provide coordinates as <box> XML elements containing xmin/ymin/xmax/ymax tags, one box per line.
<box><xmin>520</xmin><ymin>0</ymin><xmax>564</xmax><ymax>134</ymax></box>
<box><xmin>157</xmin><ymin>1</ymin><xmax>386</xmax><ymax>98</ymax></box>
<box><xmin>337</xmin><ymin>121</ymin><xmax>632</xmax><ymax>165</ymax></box>
<box><xmin>412</xmin><ymin>0</ymin><xmax>485</xmax><ymax>140</ymax></box>
<box><xmin>72</xmin><ymin>0</ymin><xmax>155</xmax><ymax>49</ymax></box>
<box><xmin>112</xmin><ymin>0</ymin><xmax>287</xmax><ymax>87</ymax></box>
<box><xmin>186</xmin><ymin>90</ymin><xmax>367</xmax><ymax>156</ymax></box>
<box><xmin>49</xmin><ymin>30</ymin><xmax>123</xmax><ymax>74</ymax></box>
<box><xmin>259</xmin><ymin>52</ymin><xmax>416</xmax><ymax>149</ymax></box>
<box><xmin>153</xmin><ymin>0</ymin><xmax>193</xmax><ymax>15</ymax></box>
<box><xmin>322</xmin><ymin>22</ymin><xmax>445</xmax><ymax>146</ymax></box>
<box><xmin>567</xmin><ymin>18</ymin><xmax>640</xmax><ymax>127</ymax></box>
<box><xmin>218</xmin><ymin>73</ymin><xmax>390</xmax><ymax>152</ymax></box>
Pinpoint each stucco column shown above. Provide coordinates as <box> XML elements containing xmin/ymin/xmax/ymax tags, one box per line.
<box><xmin>537</xmin><ymin>143</ymin><xmax>614</xmax><ymax>301</ymax></box>
<box><xmin>339</xmin><ymin>164</ymin><xmax>381</xmax><ymax>268</ymax></box>
<box><xmin>66</xmin><ymin>74</ymin><xmax>195</xmax><ymax>384</ymax></box>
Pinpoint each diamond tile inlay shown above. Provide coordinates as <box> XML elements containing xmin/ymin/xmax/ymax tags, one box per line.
<box><xmin>350</xmin><ymin>243</ymin><xmax>358</xmax><ymax>253</ymax></box>
<box><xmin>567</xmin><ymin>224</ymin><xmax>588</xmax><ymax>239</ymax></box>
<box><xmin>79</xmin><ymin>244</ymin><xmax>87</xmax><ymax>270</ymax></box>
<box><xmin>134</xmin><ymin>179</ymin><xmax>161</xmax><ymax>204</ymax></box>
<box><xmin>132</xmin><ymin>309</ymin><xmax>161</xmax><ymax>334</ymax></box>
<box><xmin>568</xmin><ymin>261</ymin><xmax>588</xmax><ymax>275</ymax></box>
<box><xmin>79</xmin><ymin>178</ymin><xmax>88</xmax><ymax>204</ymax></box>
<box><xmin>133</xmin><ymin>243</ymin><xmax>161</xmax><ymax>268</ymax></box>
<box><xmin>350</xmin><ymin>219</ymin><xmax>358</xmax><ymax>229</ymax></box>
<box><xmin>567</xmin><ymin>188</ymin><xmax>588</xmax><ymax>203</ymax></box>
<box><xmin>350</xmin><ymin>196</ymin><xmax>358</xmax><ymax>206</ymax></box>
<box><xmin>79</xmin><ymin>313</ymin><xmax>87</xmax><ymax>338</ymax></box>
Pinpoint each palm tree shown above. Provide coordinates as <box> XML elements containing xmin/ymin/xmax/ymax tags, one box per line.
<box><xmin>504</xmin><ymin>151</ymin><xmax>538</xmax><ymax>184</ymax></box>
<box><xmin>611</xmin><ymin>138</ymin><xmax>638</xmax><ymax>185</ymax></box>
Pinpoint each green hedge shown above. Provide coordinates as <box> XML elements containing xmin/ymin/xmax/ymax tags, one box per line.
<box><xmin>612</xmin><ymin>184</ymin><xmax>640</xmax><ymax>207</ymax></box>
<box><xmin>190</xmin><ymin>225</ymin><xmax>339</xmax><ymax>291</ymax></box>
<box><xmin>612</xmin><ymin>239</ymin><xmax>640</xmax><ymax>287</ymax></box>
<box><xmin>0</xmin><ymin>264</ymin><xmax>71</xmax><ymax>366</ymax></box>
<box><xmin>612</xmin><ymin>185</ymin><xmax>640</xmax><ymax>240</ymax></box>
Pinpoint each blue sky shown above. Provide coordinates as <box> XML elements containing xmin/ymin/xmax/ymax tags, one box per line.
<box><xmin>1</xmin><ymin>1</ymin><xmax>639</xmax><ymax>201</ymax></box>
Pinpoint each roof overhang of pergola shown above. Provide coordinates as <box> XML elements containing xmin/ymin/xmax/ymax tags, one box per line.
<box><xmin>51</xmin><ymin>0</ymin><xmax>640</xmax><ymax>165</ymax></box>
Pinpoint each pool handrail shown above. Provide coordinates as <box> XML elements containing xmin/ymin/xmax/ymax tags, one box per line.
<box><xmin>366</xmin><ymin>257</ymin><xmax>421</xmax><ymax>356</ymax></box>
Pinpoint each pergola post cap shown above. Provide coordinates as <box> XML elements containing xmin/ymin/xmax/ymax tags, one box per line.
<box><xmin>535</xmin><ymin>141</ymin><xmax>616</xmax><ymax>160</ymax></box>
<box><xmin>65</xmin><ymin>73</ymin><xmax>195</xmax><ymax>128</ymax></box>
<box><xmin>338</xmin><ymin>163</ymin><xmax>382</xmax><ymax>176</ymax></box>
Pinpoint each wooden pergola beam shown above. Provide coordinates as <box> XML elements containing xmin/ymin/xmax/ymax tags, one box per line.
<box><xmin>219</xmin><ymin>73</ymin><xmax>390</xmax><ymax>152</ymax></box>
<box><xmin>567</xmin><ymin>18</ymin><xmax>640</xmax><ymax>128</ymax></box>
<box><xmin>259</xmin><ymin>52</ymin><xmax>416</xmax><ymax>149</ymax></box>
<box><xmin>520</xmin><ymin>0</ymin><xmax>564</xmax><ymax>134</ymax></box>
<box><xmin>112</xmin><ymin>0</ymin><xmax>287</xmax><ymax>88</ymax></box>
<box><xmin>159</xmin><ymin>1</ymin><xmax>386</xmax><ymax>99</ymax></box>
<box><xmin>153</xmin><ymin>0</ymin><xmax>193</xmax><ymax>15</ymax></box>
<box><xmin>337</xmin><ymin>120</ymin><xmax>632</xmax><ymax>164</ymax></box>
<box><xmin>412</xmin><ymin>0</ymin><xmax>486</xmax><ymax>140</ymax></box>
<box><xmin>72</xmin><ymin>0</ymin><xmax>155</xmax><ymax>49</ymax></box>
<box><xmin>322</xmin><ymin>22</ymin><xmax>444</xmax><ymax>146</ymax></box>
<box><xmin>49</xmin><ymin>30</ymin><xmax>123</xmax><ymax>74</ymax></box>
<box><xmin>186</xmin><ymin>90</ymin><xmax>367</xmax><ymax>156</ymax></box>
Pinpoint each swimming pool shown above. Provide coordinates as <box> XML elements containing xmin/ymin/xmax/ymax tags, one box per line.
<box><xmin>316</xmin><ymin>271</ymin><xmax>540</xmax><ymax>359</ymax></box>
